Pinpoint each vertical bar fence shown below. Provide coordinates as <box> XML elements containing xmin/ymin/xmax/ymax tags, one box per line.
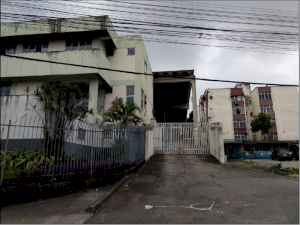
<box><xmin>0</xmin><ymin>115</ymin><xmax>146</xmax><ymax>186</ymax></box>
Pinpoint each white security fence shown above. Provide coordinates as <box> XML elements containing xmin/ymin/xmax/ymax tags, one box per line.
<box><xmin>153</xmin><ymin>122</ymin><xmax>209</xmax><ymax>154</ymax></box>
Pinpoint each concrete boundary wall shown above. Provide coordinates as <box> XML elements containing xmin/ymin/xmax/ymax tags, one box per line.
<box><xmin>145</xmin><ymin>128</ymin><xmax>154</xmax><ymax>161</ymax></box>
<box><xmin>209</xmin><ymin>122</ymin><xmax>227</xmax><ymax>164</ymax></box>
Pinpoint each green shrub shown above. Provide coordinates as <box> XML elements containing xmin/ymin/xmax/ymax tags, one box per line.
<box><xmin>0</xmin><ymin>148</ymin><xmax>55</xmax><ymax>177</ymax></box>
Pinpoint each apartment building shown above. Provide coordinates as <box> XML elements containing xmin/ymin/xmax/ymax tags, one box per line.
<box><xmin>199</xmin><ymin>84</ymin><xmax>299</xmax><ymax>142</ymax></box>
<box><xmin>1</xmin><ymin>16</ymin><xmax>154</xmax><ymax>124</ymax></box>
<box><xmin>199</xmin><ymin>84</ymin><xmax>253</xmax><ymax>141</ymax></box>
<box><xmin>251</xmin><ymin>86</ymin><xmax>299</xmax><ymax>141</ymax></box>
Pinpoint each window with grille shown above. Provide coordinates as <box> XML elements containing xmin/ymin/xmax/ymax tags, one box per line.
<box><xmin>78</xmin><ymin>128</ymin><xmax>86</xmax><ymax>140</ymax></box>
<box><xmin>141</xmin><ymin>89</ymin><xmax>147</xmax><ymax>112</ymax></box>
<box><xmin>41</xmin><ymin>43</ymin><xmax>49</xmax><ymax>52</ymax></box>
<box><xmin>260</xmin><ymin>105</ymin><xmax>273</xmax><ymax>114</ymax></box>
<box><xmin>259</xmin><ymin>92</ymin><xmax>272</xmax><ymax>100</ymax></box>
<box><xmin>234</xmin><ymin>133</ymin><xmax>247</xmax><ymax>140</ymax></box>
<box><xmin>262</xmin><ymin>133</ymin><xmax>277</xmax><ymax>141</ymax></box>
<box><xmin>144</xmin><ymin>61</ymin><xmax>147</xmax><ymax>74</ymax></box>
<box><xmin>233</xmin><ymin>120</ymin><xmax>246</xmax><ymax>128</ymax></box>
<box><xmin>5</xmin><ymin>46</ymin><xmax>16</xmax><ymax>54</ymax></box>
<box><xmin>66</xmin><ymin>40</ymin><xmax>92</xmax><ymax>51</ymax></box>
<box><xmin>271</xmin><ymin>119</ymin><xmax>276</xmax><ymax>126</ymax></box>
<box><xmin>74</xmin><ymin>98</ymin><xmax>89</xmax><ymax>111</ymax></box>
<box><xmin>232</xmin><ymin>106</ymin><xmax>245</xmax><ymax>114</ymax></box>
<box><xmin>141</xmin><ymin>89</ymin><xmax>144</xmax><ymax>110</ymax></box>
<box><xmin>231</xmin><ymin>96</ymin><xmax>244</xmax><ymax>101</ymax></box>
<box><xmin>128</xmin><ymin>47</ymin><xmax>135</xmax><ymax>55</ymax></box>
<box><xmin>23</xmin><ymin>44</ymin><xmax>36</xmax><ymax>53</ymax></box>
<box><xmin>126</xmin><ymin>86</ymin><xmax>135</xmax><ymax>103</ymax></box>
<box><xmin>0</xmin><ymin>82</ymin><xmax>12</xmax><ymax>96</ymax></box>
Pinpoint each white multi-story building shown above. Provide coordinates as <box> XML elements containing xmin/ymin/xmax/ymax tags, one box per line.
<box><xmin>251</xmin><ymin>86</ymin><xmax>299</xmax><ymax>141</ymax></box>
<box><xmin>199</xmin><ymin>84</ymin><xmax>299</xmax><ymax>142</ymax></box>
<box><xmin>1</xmin><ymin>16</ymin><xmax>154</xmax><ymax>124</ymax></box>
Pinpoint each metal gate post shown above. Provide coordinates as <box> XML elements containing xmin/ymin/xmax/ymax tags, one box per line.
<box><xmin>179</xmin><ymin>123</ymin><xmax>182</xmax><ymax>154</ymax></box>
<box><xmin>194</xmin><ymin>122</ymin><xmax>199</xmax><ymax>146</ymax></box>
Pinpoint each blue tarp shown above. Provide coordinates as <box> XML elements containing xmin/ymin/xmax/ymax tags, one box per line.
<box><xmin>239</xmin><ymin>151</ymin><xmax>273</xmax><ymax>159</ymax></box>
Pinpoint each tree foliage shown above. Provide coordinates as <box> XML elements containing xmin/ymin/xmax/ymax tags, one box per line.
<box><xmin>103</xmin><ymin>97</ymin><xmax>144</xmax><ymax>126</ymax></box>
<box><xmin>251</xmin><ymin>112</ymin><xmax>273</xmax><ymax>134</ymax></box>
<box><xmin>26</xmin><ymin>81</ymin><xmax>93</xmax><ymax>157</ymax></box>
<box><xmin>187</xmin><ymin>111</ymin><xmax>193</xmax><ymax>122</ymax></box>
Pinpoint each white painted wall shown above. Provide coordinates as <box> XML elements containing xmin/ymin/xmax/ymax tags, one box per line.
<box><xmin>16</xmin><ymin>44</ymin><xmax>23</xmax><ymax>54</ymax></box>
<box><xmin>145</xmin><ymin>128</ymin><xmax>154</xmax><ymax>161</ymax></box>
<box><xmin>207</xmin><ymin>89</ymin><xmax>234</xmax><ymax>139</ymax></box>
<box><xmin>0</xmin><ymin>95</ymin><xmax>45</xmax><ymax>139</ymax></box>
<box><xmin>271</xmin><ymin>86</ymin><xmax>299</xmax><ymax>141</ymax></box>
<box><xmin>49</xmin><ymin>40</ymin><xmax>66</xmax><ymax>52</ymax></box>
<box><xmin>99</xmin><ymin>40</ymin><xmax>106</xmax><ymax>56</ymax></box>
<box><xmin>104</xmin><ymin>86</ymin><xmax>126</xmax><ymax>112</ymax></box>
<box><xmin>250</xmin><ymin>88</ymin><xmax>262</xmax><ymax>140</ymax></box>
<box><xmin>88</xmin><ymin>79</ymin><xmax>99</xmax><ymax>123</ymax></box>
<box><xmin>108</xmin><ymin>49</ymin><xmax>135</xmax><ymax>81</ymax></box>
<box><xmin>209</xmin><ymin>122</ymin><xmax>227</xmax><ymax>164</ymax></box>
<box><xmin>141</xmin><ymin>54</ymin><xmax>147</xmax><ymax>89</ymax></box>
<box><xmin>1</xmin><ymin>49</ymin><xmax>112</xmax><ymax>86</ymax></box>
<box><xmin>15</xmin><ymin>81</ymin><xmax>43</xmax><ymax>95</ymax></box>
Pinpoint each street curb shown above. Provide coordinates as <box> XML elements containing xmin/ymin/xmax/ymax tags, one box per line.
<box><xmin>86</xmin><ymin>174</ymin><xmax>133</xmax><ymax>213</ymax></box>
<box><xmin>86</xmin><ymin>160</ymin><xmax>146</xmax><ymax>213</ymax></box>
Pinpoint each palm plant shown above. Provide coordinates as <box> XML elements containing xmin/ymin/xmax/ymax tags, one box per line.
<box><xmin>103</xmin><ymin>97</ymin><xmax>144</xmax><ymax>126</ymax></box>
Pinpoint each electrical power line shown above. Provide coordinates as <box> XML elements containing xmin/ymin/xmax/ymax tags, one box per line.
<box><xmin>1</xmin><ymin>0</ymin><xmax>298</xmax><ymax>55</ymax></box>
<box><xmin>2</xmin><ymin>54</ymin><xmax>299</xmax><ymax>88</ymax></box>
<box><xmin>1</xmin><ymin>13</ymin><xmax>298</xmax><ymax>55</ymax></box>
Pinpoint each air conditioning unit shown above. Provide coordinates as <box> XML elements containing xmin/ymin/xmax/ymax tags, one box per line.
<box><xmin>234</xmin><ymin>101</ymin><xmax>238</xmax><ymax>105</ymax></box>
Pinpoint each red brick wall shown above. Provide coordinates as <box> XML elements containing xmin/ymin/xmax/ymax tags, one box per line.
<box><xmin>231</xmin><ymin>88</ymin><xmax>244</xmax><ymax>96</ymax></box>
<box><xmin>259</xmin><ymin>100</ymin><xmax>273</xmax><ymax>106</ymax></box>
<box><xmin>233</xmin><ymin>114</ymin><xmax>246</xmax><ymax>120</ymax></box>
<box><xmin>234</xmin><ymin>128</ymin><xmax>248</xmax><ymax>133</ymax></box>
<box><xmin>269</xmin><ymin>127</ymin><xmax>277</xmax><ymax>133</ymax></box>
<box><xmin>258</xmin><ymin>87</ymin><xmax>271</xmax><ymax>92</ymax></box>
<box><xmin>266</xmin><ymin>113</ymin><xmax>275</xmax><ymax>119</ymax></box>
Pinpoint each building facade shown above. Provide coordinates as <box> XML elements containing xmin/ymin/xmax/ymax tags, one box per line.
<box><xmin>1</xmin><ymin>16</ymin><xmax>154</xmax><ymax>124</ymax></box>
<box><xmin>199</xmin><ymin>84</ymin><xmax>299</xmax><ymax>142</ymax></box>
<box><xmin>251</xmin><ymin>86</ymin><xmax>299</xmax><ymax>141</ymax></box>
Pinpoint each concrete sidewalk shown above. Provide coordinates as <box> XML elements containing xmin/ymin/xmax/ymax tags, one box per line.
<box><xmin>1</xmin><ymin>175</ymin><xmax>131</xmax><ymax>224</ymax></box>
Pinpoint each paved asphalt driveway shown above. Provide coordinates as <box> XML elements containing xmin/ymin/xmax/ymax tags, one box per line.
<box><xmin>86</xmin><ymin>154</ymin><xmax>299</xmax><ymax>224</ymax></box>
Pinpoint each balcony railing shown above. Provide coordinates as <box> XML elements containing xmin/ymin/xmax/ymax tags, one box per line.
<box><xmin>263</xmin><ymin>136</ymin><xmax>278</xmax><ymax>141</ymax></box>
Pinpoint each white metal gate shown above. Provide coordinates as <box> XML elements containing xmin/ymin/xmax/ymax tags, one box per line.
<box><xmin>154</xmin><ymin>122</ymin><xmax>209</xmax><ymax>154</ymax></box>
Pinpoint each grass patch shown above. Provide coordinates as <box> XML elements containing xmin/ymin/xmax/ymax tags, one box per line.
<box><xmin>291</xmin><ymin>168</ymin><xmax>299</xmax><ymax>174</ymax></box>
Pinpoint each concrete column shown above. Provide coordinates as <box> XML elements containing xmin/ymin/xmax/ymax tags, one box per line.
<box><xmin>88</xmin><ymin>79</ymin><xmax>99</xmax><ymax>123</ymax></box>
<box><xmin>209</xmin><ymin>122</ymin><xmax>227</xmax><ymax>164</ymax></box>
<box><xmin>98</xmin><ymin>89</ymin><xmax>105</xmax><ymax>115</ymax></box>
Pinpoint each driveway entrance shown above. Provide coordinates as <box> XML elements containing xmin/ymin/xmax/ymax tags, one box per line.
<box><xmin>86</xmin><ymin>154</ymin><xmax>299</xmax><ymax>224</ymax></box>
<box><xmin>154</xmin><ymin>122</ymin><xmax>209</xmax><ymax>154</ymax></box>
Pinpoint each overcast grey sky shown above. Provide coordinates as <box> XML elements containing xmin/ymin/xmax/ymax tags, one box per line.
<box><xmin>140</xmin><ymin>1</ymin><xmax>299</xmax><ymax>114</ymax></box>
<box><xmin>1</xmin><ymin>1</ymin><xmax>299</xmax><ymax>116</ymax></box>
